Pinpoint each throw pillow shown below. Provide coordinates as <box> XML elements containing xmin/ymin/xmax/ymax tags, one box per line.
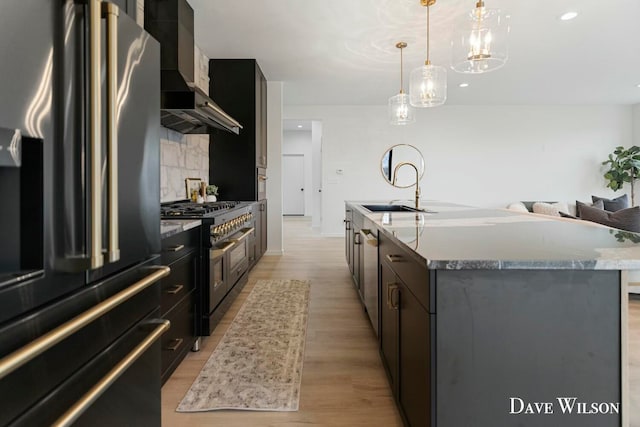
<box><xmin>579</xmin><ymin>205</ymin><xmax>640</xmax><ymax>232</ymax></box>
<box><xmin>532</xmin><ymin>202</ymin><xmax>570</xmax><ymax>217</ymax></box>
<box><xmin>576</xmin><ymin>199</ymin><xmax>604</xmax><ymax>217</ymax></box>
<box><xmin>506</xmin><ymin>202</ymin><xmax>529</xmax><ymax>213</ymax></box>
<box><xmin>591</xmin><ymin>194</ymin><xmax>629</xmax><ymax>212</ymax></box>
<box><xmin>559</xmin><ymin>211</ymin><xmax>578</xmax><ymax>219</ymax></box>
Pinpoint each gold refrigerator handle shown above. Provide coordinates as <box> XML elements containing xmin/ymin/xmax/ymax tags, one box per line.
<box><xmin>52</xmin><ymin>320</ymin><xmax>170</xmax><ymax>427</ymax></box>
<box><xmin>89</xmin><ymin>0</ymin><xmax>103</xmax><ymax>269</ymax></box>
<box><xmin>0</xmin><ymin>266</ymin><xmax>170</xmax><ymax>381</ymax></box>
<box><xmin>103</xmin><ymin>2</ymin><xmax>120</xmax><ymax>263</ymax></box>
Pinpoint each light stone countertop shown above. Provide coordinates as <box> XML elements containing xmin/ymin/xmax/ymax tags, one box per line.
<box><xmin>348</xmin><ymin>200</ymin><xmax>640</xmax><ymax>270</ymax></box>
<box><xmin>160</xmin><ymin>219</ymin><xmax>202</xmax><ymax>239</ymax></box>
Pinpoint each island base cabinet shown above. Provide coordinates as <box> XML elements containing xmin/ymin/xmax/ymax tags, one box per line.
<box><xmin>380</xmin><ymin>262</ymin><xmax>399</xmax><ymax>393</ymax></box>
<box><xmin>435</xmin><ymin>269</ymin><xmax>622</xmax><ymax>427</ymax></box>
<box><xmin>380</xmin><ymin>258</ymin><xmax>431</xmax><ymax>427</ymax></box>
<box><xmin>399</xmin><ymin>286</ymin><xmax>430</xmax><ymax>427</ymax></box>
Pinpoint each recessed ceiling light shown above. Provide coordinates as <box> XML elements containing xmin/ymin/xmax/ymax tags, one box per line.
<box><xmin>560</xmin><ymin>11</ymin><xmax>578</xmax><ymax>21</ymax></box>
<box><xmin>297</xmin><ymin>125</ymin><xmax>303</xmax><ymax>128</ymax></box>
<box><xmin>459</xmin><ymin>83</ymin><xmax>469</xmax><ymax>88</ymax></box>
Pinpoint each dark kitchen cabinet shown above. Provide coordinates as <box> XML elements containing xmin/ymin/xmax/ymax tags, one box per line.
<box><xmin>345</xmin><ymin>206</ymin><xmax>364</xmax><ymax>302</ymax></box>
<box><xmin>256</xmin><ymin>70</ymin><xmax>268</xmax><ymax>169</ymax></box>
<box><xmin>160</xmin><ymin>227</ymin><xmax>200</xmax><ymax>384</ymax></box>
<box><xmin>257</xmin><ymin>200</ymin><xmax>268</xmax><ymax>258</ymax></box>
<box><xmin>209</xmin><ymin>59</ymin><xmax>267</xmax><ymax>201</ymax></box>
<box><xmin>352</xmin><ymin>217</ymin><xmax>364</xmax><ymax>301</ymax></box>
<box><xmin>379</xmin><ymin>233</ymin><xmax>431</xmax><ymax>427</ymax></box>
<box><xmin>345</xmin><ymin>207</ymin><xmax>353</xmax><ymax>273</ymax></box>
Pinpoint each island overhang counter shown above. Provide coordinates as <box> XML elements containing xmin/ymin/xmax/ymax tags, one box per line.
<box><xmin>345</xmin><ymin>201</ymin><xmax>636</xmax><ymax>427</ymax></box>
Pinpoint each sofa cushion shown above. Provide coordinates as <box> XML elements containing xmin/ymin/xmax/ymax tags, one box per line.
<box><xmin>532</xmin><ymin>202</ymin><xmax>570</xmax><ymax>217</ymax></box>
<box><xmin>576</xmin><ymin>199</ymin><xmax>604</xmax><ymax>217</ymax></box>
<box><xmin>579</xmin><ymin>205</ymin><xmax>640</xmax><ymax>232</ymax></box>
<box><xmin>591</xmin><ymin>194</ymin><xmax>629</xmax><ymax>212</ymax></box>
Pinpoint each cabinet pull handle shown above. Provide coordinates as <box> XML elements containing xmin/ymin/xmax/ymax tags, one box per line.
<box><xmin>386</xmin><ymin>254</ymin><xmax>404</xmax><ymax>263</ymax></box>
<box><xmin>165</xmin><ymin>338</ymin><xmax>184</xmax><ymax>352</ymax></box>
<box><xmin>386</xmin><ymin>283</ymin><xmax>399</xmax><ymax>310</ymax></box>
<box><xmin>345</xmin><ymin>220</ymin><xmax>351</xmax><ymax>231</ymax></box>
<box><xmin>390</xmin><ymin>285</ymin><xmax>400</xmax><ymax>310</ymax></box>
<box><xmin>354</xmin><ymin>232</ymin><xmax>361</xmax><ymax>245</ymax></box>
<box><xmin>167</xmin><ymin>244</ymin><xmax>184</xmax><ymax>252</ymax></box>
<box><xmin>361</xmin><ymin>229</ymin><xmax>378</xmax><ymax>247</ymax></box>
<box><xmin>166</xmin><ymin>284</ymin><xmax>184</xmax><ymax>295</ymax></box>
<box><xmin>53</xmin><ymin>320</ymin><xmax>170</xmax><ymax>427</ymax></box>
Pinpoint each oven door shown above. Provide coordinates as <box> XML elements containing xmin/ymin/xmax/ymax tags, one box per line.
<box><xmin>227</xmin><ymin>228</ymin><xmax>254</xmax><ymax>287</ymax></box>
<box><xmin>209</xmin><ymin>241</ymin><xmax>233</xmax><ymax>312</ymax></box>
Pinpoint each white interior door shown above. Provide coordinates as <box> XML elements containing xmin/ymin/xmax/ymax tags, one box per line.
<box><xmin>283</xmin><ymin>154</ymin><xmax>305</xmax><ymax>215</ymax></box>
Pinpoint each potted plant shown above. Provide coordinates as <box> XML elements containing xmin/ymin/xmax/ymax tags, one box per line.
<box><xmin>206</xmin><ymin>184</ymin><xmax>219</xmax><ymax>202</ymax></box>
<box><xmin>602</xmin><ymin>145</ymin><xmax>640</xmax><ymax>206</ymax></box>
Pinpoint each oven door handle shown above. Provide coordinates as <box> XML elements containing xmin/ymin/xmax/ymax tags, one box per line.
<box><xmin>230</xmin><ymin>227</ymin><xmax>255</xmax><ymax>243</ymax></box>
<box><xmin>52</xmin><ymin>320</ymin><xmax>170</xmax><ymax>427</ymax></box>
<box><xmin>210</xmin><ymin>241</ymin><xmax>236</xmax><ymax>259</ymax></box>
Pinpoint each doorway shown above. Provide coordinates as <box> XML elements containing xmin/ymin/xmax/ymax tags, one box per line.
<box><xmin>282</xmin><ymin>154</ymin><xmax>305</xmax><ymax>215</ymax></box>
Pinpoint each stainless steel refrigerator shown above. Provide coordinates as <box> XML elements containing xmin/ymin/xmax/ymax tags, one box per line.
<box><xmin>0</xmin><ymin>1</ymin><xmax>167</xmax><ymax>425</ymax></box>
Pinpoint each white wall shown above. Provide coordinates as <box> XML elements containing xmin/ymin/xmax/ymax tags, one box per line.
<box><xmin>284</xmin><ymin>105</ymin><xmax>633</xmax><ymax>236</ymax></box>
<box><xmin>311</xmin><ymin>121</ymin><xmax>323</xmax><ymax>228</ymax></box>
<box><xmin>266</xmin><ymin>82</ymin><xmax>284</xmax><ymax>255</ymax></box>
<box><xmin>633</xmin><ymin>104</ymin><xmax>640</xmax><ymax>146</ymax></box>
<box><xmin>283</xmin><ymin>130</ymin><xmax>313</xmax><ymax>215</ymax></box>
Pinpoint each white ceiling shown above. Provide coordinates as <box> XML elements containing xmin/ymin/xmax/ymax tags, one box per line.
<box><xmin>283</xmin><ymin>120</ymin><xmax>312</xmax><ymax>131</ymax></box>
<box><xmin>190</xmin><ymin>0</ymin><xmax>640</xmax><ymax>106</ymax></box>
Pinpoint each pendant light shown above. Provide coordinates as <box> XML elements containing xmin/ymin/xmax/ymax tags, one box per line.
<box><xmin>388</xmin><ymin>42</ymin><xmax>415</xmax><ymax>125</ymax></box>
<box><xmin>409</xmin><ymin>0</ymin><xmax>447</xmax><ymax>108</ymax></box>
<box><xmin>451</xmin><ymin>1</ymin><xmax>509</xmax><ymax>74</ymax></box>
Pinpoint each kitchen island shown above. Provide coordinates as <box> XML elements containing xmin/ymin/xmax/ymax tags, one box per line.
<box><xmin>346</xmin><ymin>201</ymin><xmax>637</xmax><ymax>427</ymax></box>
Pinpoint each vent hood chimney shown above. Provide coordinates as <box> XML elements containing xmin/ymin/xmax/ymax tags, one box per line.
<box><xmin>144</xmin><ymin>0</ymin><xmax>242</xmax><ymax>134</ymax></box>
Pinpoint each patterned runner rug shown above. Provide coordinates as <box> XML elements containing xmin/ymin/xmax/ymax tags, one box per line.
<box><xmin>176</xmin><ymin>279</ymin><xmax>311</xmax><ymax>412</ymax></box>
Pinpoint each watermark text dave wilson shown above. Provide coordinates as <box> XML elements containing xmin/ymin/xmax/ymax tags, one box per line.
<box><xmin>509</xmin><ymin>397</ymin><xmax>620</xmax><ymax>415</ymax></box>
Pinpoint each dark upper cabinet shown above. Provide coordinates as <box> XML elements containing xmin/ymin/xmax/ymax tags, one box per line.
<box><xmin>209</xmin><ymin>59</ymin><xmax>267</xmax><ymax>201</ymax></box>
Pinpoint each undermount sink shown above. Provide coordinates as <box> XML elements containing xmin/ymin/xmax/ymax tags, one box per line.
<box><xmin>362</xmin><ymin>204</ymin><xmax>420</xmax><ymax>212</ymax></box>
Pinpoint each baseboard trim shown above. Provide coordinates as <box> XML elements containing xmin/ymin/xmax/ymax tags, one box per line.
<box><xmin>264</xmin><ymin>249</ymin><xmax>284</xmax><ymax>256</ymax></box>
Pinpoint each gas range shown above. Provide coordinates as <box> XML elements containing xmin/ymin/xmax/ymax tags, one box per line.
<box><xmin>160</xmin><ymin>200</ymin><xmax>241</xmax><ymax>219</ymax></box>
<box><xmin>161</xmin><ymin>200</ymin><xmax>258</xmax><ymax>337</ymax></box>
<box><xmin>161</xmin><ymin>200</ymin><xmax>254</xmax><ymax>245</ymax></box>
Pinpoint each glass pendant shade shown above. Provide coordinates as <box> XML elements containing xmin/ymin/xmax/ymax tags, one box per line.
<box><xmin>388</xmin><ymin>93</ymin><xmax>415</xmax><ymax>125</ymax></box>
<box><xmin>451</xmin><ymin>3</ymin><xmax>509</xmax><ymax>73</ymax></box>
<box><xmin>409</xmin><ymin>63</ymin><xmax>447</xmax><ymax>107</ymax></box>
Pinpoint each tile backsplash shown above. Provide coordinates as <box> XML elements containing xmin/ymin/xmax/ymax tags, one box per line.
<box><xmin>160</xmin><ymin>128</ymin><xmax>209</xmax><ymax>202</ymax></box>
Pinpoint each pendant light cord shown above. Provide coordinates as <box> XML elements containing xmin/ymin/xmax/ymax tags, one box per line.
<box><xmin>400</xmin><ymin>46</ymin><xmax>404</xmax><ymax>93</ymax></box>
<box><xmin>426</xmin><ymin>5</ymin><xmax>430</xmax><ymax>65</ymax></box>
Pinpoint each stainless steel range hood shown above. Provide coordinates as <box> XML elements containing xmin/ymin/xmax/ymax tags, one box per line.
<box><xmin>145</xmin><ymin>0</ymin><xmax>242</xmax><ymax>134</ymax></box>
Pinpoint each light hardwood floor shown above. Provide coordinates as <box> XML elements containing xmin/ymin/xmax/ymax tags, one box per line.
<box><xmin>161</xmin><ymin>217</ymin><xmax>640</xmax><ymax>427</ymax></box>
<box><xmin>161</xmin><ymin>217</ymin><xmax>403</xmax><ymax>426</ymax></box>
